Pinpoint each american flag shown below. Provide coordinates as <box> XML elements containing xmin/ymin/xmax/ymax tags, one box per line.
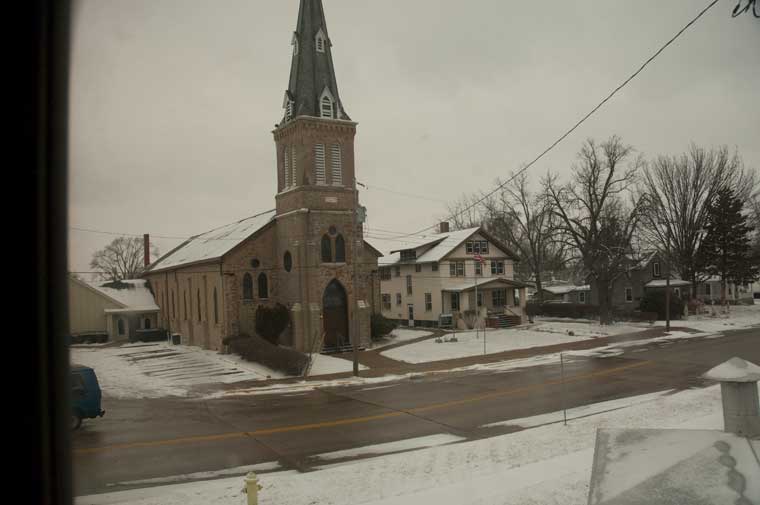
<box><xmin>473</xmin><ymin>254</ymin><xmax>484</xmax><ymax>264</ymax></box>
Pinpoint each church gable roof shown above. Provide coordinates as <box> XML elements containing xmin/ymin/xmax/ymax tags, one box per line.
<box><xmin>146</xmin><ymin>210</ymin><xmax>276</xmax><ymax>273</ymax></box>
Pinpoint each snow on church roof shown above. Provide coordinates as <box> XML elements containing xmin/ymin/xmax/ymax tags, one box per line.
<box><xmin>146</xmin><ymin>210</ymin><xmax>276</xmax><ymax>273</ymax></box>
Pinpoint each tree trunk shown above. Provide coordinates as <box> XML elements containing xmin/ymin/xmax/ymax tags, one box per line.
<box><xmin>597</xmin><ymin>279</ymin><xmax>612</xmax><ymax>325</ymax></box>
<box><xmin>535</xmin><ymin>275</ymin><xmax>544</xmax><ymax>304</ymax></box>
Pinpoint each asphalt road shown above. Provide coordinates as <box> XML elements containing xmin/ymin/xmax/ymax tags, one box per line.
<box><xmin>72</xmin><ymin>326</ymin><xmax>759</xmax><ymax>496</ymax></box>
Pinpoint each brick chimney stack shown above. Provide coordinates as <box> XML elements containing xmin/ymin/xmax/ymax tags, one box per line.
<box><xmin>143</xmin><ymin>234</ymin><xmax>150</xmax><ymax>267</ymax></box>
<box><xmin>439</xmin><ymin>222</ymin><xmax>450</xmax><ymax>234</ymax></box>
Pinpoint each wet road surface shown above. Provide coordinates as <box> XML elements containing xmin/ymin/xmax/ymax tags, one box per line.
<box><xmin>72</xmin><ymin>326</ymin><xmax>759</xmax><ymax>496</ymax></box>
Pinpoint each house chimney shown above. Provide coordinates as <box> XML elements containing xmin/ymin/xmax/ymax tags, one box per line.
<box><xmin>143</xmin><ymin>234</ymin><xmax>150</xmax><ymax>267</ymax></box>
<box><xmin>439</xmin><ymin>222</ymin><xmax>450</xmax><ymax>234</ymax></box>
<box><xmin>703</xmin><ymin>357</ymin><xmax>760</xmax><ymax>438</ymax></box>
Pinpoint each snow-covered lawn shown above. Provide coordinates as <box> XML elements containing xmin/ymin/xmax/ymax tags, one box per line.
<box><xmin>381</xmin><ymin>322</ymin><xmax>646</xmax><ymax>364</ymax></box>
<box><xmin>370</xmin><ymin>329</ymin><xmax>434</xmax><ymax>350</ymax></box>
<box><xmin>75</xmin><ymin>384</ymin><xmax>755</xmax><ymax>505</ymax></box>
<box><xmin>70</xmin><ymin>343</ymin><xmax>364</xmax><ymax>399</ymax></box>
<box><xmin>658</xmin><ymin>303</ymin><xmax>760</xmax><ymax>333</ymax></box>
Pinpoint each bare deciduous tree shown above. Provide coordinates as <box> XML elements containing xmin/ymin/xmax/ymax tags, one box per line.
<box><xmin>638</xmin><ymin>145</ymin><xmax>752</xmax><ymax>298</ymax></box>
<box><xmin>545</xmin><ymin>136</ymin><xmax>643</xmax><ymax>324</ymax></box>
<box><xmin>483</xmin><ymin>171</ymin><xmax>567</xmax><ymax>301</ymax></box>
<box><xmin>90</xmin><ymin>236</ymin><xmax>159</xmax><ymax>282</ymax></box>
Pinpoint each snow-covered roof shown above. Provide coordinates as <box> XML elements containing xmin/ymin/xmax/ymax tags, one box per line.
<box><xmin>703</xmin><ymin>357</ymin><xmax>760</xmax><ymax>383</ymax></box>
<box><xmin>644</xmin><ymin>279</ymin><xmax>691</xmax><ymax>288</ymax></box>
<box><xmin>86</xmin><ymin>279</ymin><xmax>159</xmax><ymax>312</ymax></box>
<box><xmin>379</xmin><ymin>227</ymin><xmax>519</xmax><ymax>266</ymax></box>
<box><xmin>541</xmin><ymin>284</ymin><xmax>590</xmax><ymax>295</ymax></box>
<box><xmin>441</xmin><ymin>278</ymin><xmax>531</xmax><ymax>292</ymax></box>
<box><xmin>147</xmin><ymin>210</ymin><xmax>276</xmax><ymax>273</ymax></box>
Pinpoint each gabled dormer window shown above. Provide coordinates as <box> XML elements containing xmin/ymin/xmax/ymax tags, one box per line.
<box><xmin>292</xmin><ymin>33</ymin><xmax>299</xmax><ymax>56</ymax></box>
<box><xmin>653</xmin><ymin>262</ymin><xmax>661</xmax><ymax>278</ymax></box>
<box><xmin>315</xmin><ymin>28</ymin><xmax>326</xmax><ymax>53</ymax></box>
<box><xmin>283</xmin><ymin>92</ymin><xmax>294</xmax><ymax>121</ymax></box>
<box><xmin>320</xmin><ymin>91</ymin><xmax>334</xmax><ymax>119</ymax></box>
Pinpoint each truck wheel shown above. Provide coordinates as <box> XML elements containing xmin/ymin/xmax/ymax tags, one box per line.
<box><xmin>72</xmin><ymin>411</ymin><xmax>82</xmax><ymax>430</ymax></box>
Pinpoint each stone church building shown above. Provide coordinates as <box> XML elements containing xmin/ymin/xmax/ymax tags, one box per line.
<box><xmin>144</xmin><ymin>0</ymin><xmax>382</xmax><ymax>353</ymax></box>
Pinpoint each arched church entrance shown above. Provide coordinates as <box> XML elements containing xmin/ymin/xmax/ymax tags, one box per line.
<box><xmin>322</xmin><ymin>280</ymin><xmax>349</xmax><ymax>350</ymax></box>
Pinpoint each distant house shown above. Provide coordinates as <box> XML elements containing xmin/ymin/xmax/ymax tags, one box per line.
<box><xmin>589</xmin><ymin>252</ymin><xmax>691</xmax><ymax>310</ymax></box>
<box><xmin>694</xmin><ymin>277</ymin><xmax>756</xmax><ymax>304</ymax></box>
<box><xmin>536</xmin><ymin>284</ymin><xmax>591</xmax><ymax>304</ymax></box>
<box><xmin>379</xmin><ymin>223</ymin><xmax>529</xmax><ymax>328</ymax></box>
<box><xmin>68</xmin><ymin>276</ymin><xmax>160</xmax><ymax>342</ymax></box>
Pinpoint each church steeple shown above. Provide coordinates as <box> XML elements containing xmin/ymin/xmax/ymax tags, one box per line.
<box><xmin>280</xmin><ymin>0</ymin><xmax>350</xmax><ymax>126</ymax></box>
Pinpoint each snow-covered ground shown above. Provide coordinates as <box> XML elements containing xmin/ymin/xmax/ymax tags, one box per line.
<box><xmin>657</xmin><ymin>303</ymin><xmax>760</xmax><ymax>333</ymax></box>
<box><xmin>370</xmin><ymin>329</ymin><xmax>434</xmax><ymax>350</ymax></box>
<box><xmin>381</xmin><ymin>322</ymin><xmax>645</xmax><ymax>364</ymax></box>
<box><xmin>76</xmin><ymin>384</ymin><xmax>756</xmax><ymax>505</ymax></box>
<box><xmin>71</xmin><ymin>343</ymin><xmax>362</xmax><ymax>399</ymax></box>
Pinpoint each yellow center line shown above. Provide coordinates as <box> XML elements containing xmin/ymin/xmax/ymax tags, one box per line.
<box><xmin>74</xmin><ymin>359</ymin><xmax>652</xmax><ymax>456</ymax></box>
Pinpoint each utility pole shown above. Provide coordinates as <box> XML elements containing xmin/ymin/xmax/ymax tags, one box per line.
<box><xmin>351</xmin><ymin>178</ymin><xmax>361</xmax><ymax>376</ymax></box>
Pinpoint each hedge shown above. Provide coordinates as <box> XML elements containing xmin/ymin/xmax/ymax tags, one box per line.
<box><xmin>371</xmin><ymin>313</ymin><xmax>397</xmax><ymax>342</ymax></box>
<box><xmin>639</xmin><ymin>291</ymin><xmax>686</xmax><ymax>320</ymax></box>
<box><xmin>224</xmin><ymin>334</ymin><xmax>309</xmax><ymax>376</ymax></box>
<box><xmin>526</xmin><ymin>303</ymin><xmax>599</xmax><ymax>319</ymax></box>
<box><xmin>525</xmin><ymin>303</ymin><xmax>657</xmax><ymax>323</ymax></box>
<box><xmin>255</xmin><ymin>303</ymin><xmax>291</xmax><ymax>345</ymax></box>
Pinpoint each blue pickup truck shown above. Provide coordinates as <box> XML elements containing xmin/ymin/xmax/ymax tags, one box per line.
<box><xmin>71</xmin><ymin>365</ymin><xmax>105</xmax><ymax>430</ymax></box>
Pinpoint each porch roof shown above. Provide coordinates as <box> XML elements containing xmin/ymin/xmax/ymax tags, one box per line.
<box><xmin>442</xmin><ymin>278</ymin><xmax>530</xmax><ymax>293</ymax></box>
<box><xmin>645</xmin><ymin>279</ymin><xmax>691</xmax><ymax>288</ymax></box>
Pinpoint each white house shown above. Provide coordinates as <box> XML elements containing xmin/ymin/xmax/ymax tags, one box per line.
<box><xmin>68</xmin><ymin>276</ymin><xmax>160</xmax><ymax>342</ymax></box>
<box><xmin>379</xmin><ymin>223</ymin><xmax>528</xmax><ymax>329</ymax></box>
<box><xmin>694</xmin><ymin>277</ymin><xmax>756</xmax><ymax>304</ymax></box>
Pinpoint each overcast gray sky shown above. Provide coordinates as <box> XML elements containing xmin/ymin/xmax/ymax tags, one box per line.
<box><xmin>69</xmin><ymin>0</ymin><xmax>759</xmax><ymax>276</ymax></box>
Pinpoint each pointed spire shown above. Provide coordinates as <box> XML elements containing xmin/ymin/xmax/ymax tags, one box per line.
<box><xmin>280</xmin><ymin>0</ymin><xmax>350</xmax><ymax>126</ymax></box>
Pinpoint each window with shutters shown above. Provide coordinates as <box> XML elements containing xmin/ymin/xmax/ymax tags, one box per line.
<box><xmin>330</xmin><ymin>144</ymin><xmax>342</xmax><ymax>185</ymax></box>
<box><xmin>425</xmin><ymin>293</ymin><xmax>432</xmax><ymax>312</ymax></box>
<box><xmin>382</xmin><ymin>294</ymin><xmax>391</xmax><ymax>311</ymax></box>
<box><xmin>314</xmin><ymin>144</ymin><xmax>326</xmax><ymax>185</ymax></box>
<box><xmin>291</xmin><ymin>145</ymin><xmax>297</xmax><ymax>186</ymax></box>
<box><xmin>491</xmin><ymin>261</ymin><xmax>505</xmax><ymax>275</ymax></box>
<box><xmin>284</xmin><ymin>148</ymin><xmax>290</xmax><ymax>188</ymax></box>
<box><xmin>406</xmin><ymin>275</ymin><xmax>412</xmax><ymax>295</ymax></box>
<box><xmin>475</xmin><ymin>262</ymin><xmax>483</xmax><ymax>276</ymax></box>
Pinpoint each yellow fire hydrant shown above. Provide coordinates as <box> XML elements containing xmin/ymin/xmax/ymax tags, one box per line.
<box><xmin>244</xmin><ymin>472</ymin><xmax>263</xmax><ymax>505</ymax></box>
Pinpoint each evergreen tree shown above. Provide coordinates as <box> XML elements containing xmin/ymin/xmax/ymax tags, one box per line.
<box><xmin>697</xmin><ymin>188</ymin><xmax>758</xmax><ymax>301</ymax></box>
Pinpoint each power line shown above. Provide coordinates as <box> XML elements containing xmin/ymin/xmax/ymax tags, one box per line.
<box><xmin>380</xmin><ymin>0</ymin><xmax>722</xmax><ymax>241</ymax></box>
